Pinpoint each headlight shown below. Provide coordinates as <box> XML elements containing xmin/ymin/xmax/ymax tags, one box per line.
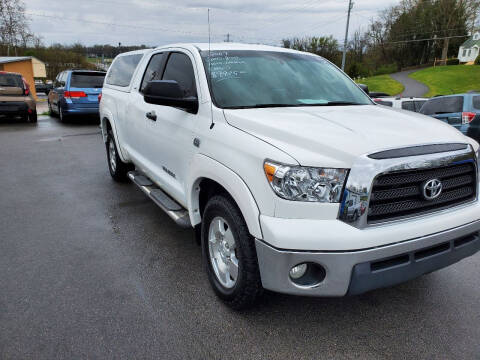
<box><xmin>264</xmin><ymin>161</ymin><xmax>348</xmax><ymax>202</ymax></box>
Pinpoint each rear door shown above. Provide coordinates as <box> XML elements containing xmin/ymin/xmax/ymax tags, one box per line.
<box><xmin>420</xmin><ymin>96</ymin><xmax>464</xmax><ymax>132</ymax></box>
<box><xmin>68</xmin><ymin>72</ymin><xmax>105</xmax><ymax>108</ymax></box>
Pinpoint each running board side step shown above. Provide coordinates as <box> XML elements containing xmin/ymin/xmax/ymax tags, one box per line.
<box><xmin>128</xmin><ymin>171</ymin><xmax>191</xmax><ymax>228</ymax></box>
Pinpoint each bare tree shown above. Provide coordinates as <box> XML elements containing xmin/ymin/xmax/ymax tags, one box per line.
<box><xmin>0</xmin><ymin>0</ymin><xmax>37</xmax><ymax>55</ymax></box>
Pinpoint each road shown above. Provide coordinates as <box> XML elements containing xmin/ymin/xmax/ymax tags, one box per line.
<box><xmin>1</xmin><ymin>115</ymin><xmax>479</xmax><ymax>359</ymax></box>
<box><xmin>390</xmin><ymin>70</ymin><xmax>430</xmax><ymax>97</ymax></box>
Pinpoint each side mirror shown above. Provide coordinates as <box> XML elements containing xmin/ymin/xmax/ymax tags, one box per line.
<box><xmin>358</xmin><ymin>83</ymin><xmax>369</xmax><ymax>95</ymax></box>
<box><xmin>144</xmin><ymin>80</ymin><xmax>198</xmax><ymax>114</ymax></box>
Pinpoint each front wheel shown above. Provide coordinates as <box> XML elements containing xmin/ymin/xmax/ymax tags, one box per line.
<box><xmin>106</xmin><ymin>129</ymin><xmax>133</xmax><ymax>182</ymax></box>
<box><xmin>202</xmin><ymin>195</ymin><xmax>263</xmax><ymax>309</ymax></box>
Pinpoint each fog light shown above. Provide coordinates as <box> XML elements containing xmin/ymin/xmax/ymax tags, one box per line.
<box><xmin>289</xmin><ymin>263</ymin><xmax>308</xmax><ymax>280</ymax></box>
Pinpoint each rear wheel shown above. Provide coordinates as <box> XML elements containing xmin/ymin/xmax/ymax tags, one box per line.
<box><xmin>106</xmin><ymin>129</ymin><xmax>133</xmax><ymax>182</ymax></box>
<box><xmin>59</xmin><ymin>107</ymin><xmax>67</xmax><ymax>122</ymax></box>
<box><xmin>28</xmin><ymin>110</ymin><xmax>37</xmax><ymax>123</ymax></box>
<box><xmin>202</xmin><ymin>195</ymin><xmax>263</xmax><ymax>309</ymax></box>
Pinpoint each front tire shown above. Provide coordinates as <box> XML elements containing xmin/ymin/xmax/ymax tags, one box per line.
<box><xmin>106</xmin><ymin>129</ymin><xmax>133</xmax><ymax>182</ymax></box>
<box><xmin>202</xmin><ymin>195</ymin><xmax>263</xmax><ymax>309</ymax></box>
<box><xmin>48</xmin><ymin>101</ymin><xmax>57</xmax><ymax>117</ymax></box>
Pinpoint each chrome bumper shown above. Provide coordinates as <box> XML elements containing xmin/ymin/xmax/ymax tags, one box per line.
<box><xmin>255</xmin><ymin>220</ymin><xmax>480</xmax><ymax>296</ymax></box>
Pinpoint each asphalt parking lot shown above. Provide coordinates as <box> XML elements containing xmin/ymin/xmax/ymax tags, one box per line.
<box><xmin>0</xmin><ymin>115</ymin><xmax>479</xmax><ymax>359</ymax></box>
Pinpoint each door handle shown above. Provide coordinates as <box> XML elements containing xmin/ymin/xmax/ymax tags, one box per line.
<box><xmin>146</xmin><ymin>111</ymin><xmax>157</xmax><ymax>121</ymax></box>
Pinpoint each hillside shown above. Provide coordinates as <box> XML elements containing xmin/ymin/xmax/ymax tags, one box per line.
<box><xmin>409</xmin><ymin>65</ymin><xmax>480</xmax><ymax>97</ymax></box>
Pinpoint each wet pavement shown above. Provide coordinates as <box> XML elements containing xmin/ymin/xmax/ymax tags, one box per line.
<box><xmin>0</xmin><ymin>116</ymin><xmax>479</xmax><ymax>359</ymax></box>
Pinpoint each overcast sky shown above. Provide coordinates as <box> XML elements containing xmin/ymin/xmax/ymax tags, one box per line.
<box><xmin>25</xmin><ymin>0</ymin><xmax>399</xmax><ymax>47</ymax></box>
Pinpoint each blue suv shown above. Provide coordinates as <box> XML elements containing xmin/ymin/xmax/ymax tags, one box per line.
<box><xmin>420</xmin><ymin>93</ymin><xmax>480</xmax><ymax>143</ymax></box>
<box><xmin>48</xmin><ymin>70</ymin><xmax>106</xmax><ymax>122</ymax></box>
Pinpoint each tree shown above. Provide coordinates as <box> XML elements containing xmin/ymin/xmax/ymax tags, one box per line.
<box><xmin>0</xmin><ymin>0</ymin><xmax>38</xmax><ymax>55</ymax></box>
<box><xmin>282</xmin><ymin>36</ymin><xmax>341</xmax><ymax>65</ymax></box>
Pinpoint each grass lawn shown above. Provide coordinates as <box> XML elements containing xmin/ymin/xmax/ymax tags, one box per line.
<box><xmin>409</xmin><ymin>65</ymin><xmax>480</xmax><ymax>97</ymax></box>
<box><xmin>356</xmin><ymin>75</ymin><xmax>404</xmax><ymax>96</ymax></box>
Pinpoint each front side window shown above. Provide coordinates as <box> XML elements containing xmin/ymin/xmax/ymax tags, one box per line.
<box><xmin>414</xmin><ymin>100</ymin><xmax>426</xmax><ymax>112</ymax></box>
<box><xmin>420</xmin><ymin>96</ymin><xmax>464</xmax><ymax>115</ymax></box>
<box><xmin>106</xmin><ymin>54</ymin><xmax>143</xmax><ymax>87</ymax></box>
<box><xmin>201</xmin><ymin>50</ymin><xmax>372</xmax><ymax>109</ymax></box>
<box><xmin>162</xmin><ymin>53</ymin><xmax>197</xmax><ymax>98</ymax></box>
<box><xmin>140</xmin><ymin>53</ymin><xmax>164</xmax><ymax>93</ymax></box>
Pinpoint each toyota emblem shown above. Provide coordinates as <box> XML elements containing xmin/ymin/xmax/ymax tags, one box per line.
<box><xmin>423</xmin><ymin>179</ymin><xmax>443</xmax><ymax>200</ymax></box>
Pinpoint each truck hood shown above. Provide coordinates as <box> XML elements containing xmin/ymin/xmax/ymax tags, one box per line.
<box><xmin>223</xmin><ymin>105</ymin><xmax>473</xmax><ymax>168</ymax></box>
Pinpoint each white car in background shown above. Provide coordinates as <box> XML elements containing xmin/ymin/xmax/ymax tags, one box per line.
<box><xmin>374</xmin><ymin>97</ymin><xmax>428</xmax><ymax>112</ymax></box>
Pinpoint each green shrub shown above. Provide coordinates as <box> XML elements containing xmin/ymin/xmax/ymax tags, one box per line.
<box><xmin>475</xmin><ymin>56</ymin><xmax>480</xmax><ymax>65</ymax></box>
<box><xmin>446</xmin><ymin>58</ymin><xmax>460</xmax><ymax>65</ymax></box>
<box><xmin>347</xmin><ymin>62</ymin><xmax>370</xmax><ymax>78</ymax></box>
<box><xmin>373</xmin><ymin>63</ymin><xmax>398</xmax><ymax>76</ymax></box>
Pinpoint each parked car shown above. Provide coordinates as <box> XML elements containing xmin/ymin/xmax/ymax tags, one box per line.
<box><xmin>34</xmin><ymin>79</ymin><xmax>48</xmax><ymax>94</ymax></box>
<box><xmin>48</xmin><ymin>70</ymin><xmax>106</xmax><ymax>121</ymax></box>
<box><xmin>373</xmin><ymin>96</ymin><xmax>428</xmax><ymax>112</ymax></box>
<box><xmin>419</xmin><ymin>94</ymin><xmax>480</xmax><ymax>143</ymax></box>
<box><xmin>101</xmin><ymin>45</ymin><xmax>480</xmax><ymax>309</ymax></box>
<box><xmin>0</xmin><ymin>71</ymin><xmax>37</xmax><ymax>122</ymax></box>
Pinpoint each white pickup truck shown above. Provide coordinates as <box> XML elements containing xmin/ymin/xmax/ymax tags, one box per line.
<box><xmin>100</xmin><ymin>43</ymin><xmax>480</xmax><ymax>309</ymax></box>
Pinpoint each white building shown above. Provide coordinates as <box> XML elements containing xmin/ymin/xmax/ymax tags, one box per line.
<box><xmin>458</xmin><ymin>31</ymin><xmax>480</xmax><ymax>63</ymax></box>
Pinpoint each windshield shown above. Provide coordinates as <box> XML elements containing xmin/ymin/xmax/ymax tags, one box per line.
<box><xmin>201</xmin><ymin>50</ymin><xmax>372</xmax><ymax>109</ymax></box>
<box><xmin>70</xmin><ymin>73</ymin><xmax>105</xmax><ymax>88</ymax></box>
<box><xmin>0</xmin><ymin>74</ymin><xmax>23</xmax><ymax>88</ymax></box>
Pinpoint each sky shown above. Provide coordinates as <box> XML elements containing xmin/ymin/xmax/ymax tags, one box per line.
<box><xmin>24</xmin><ymin>0</ymin><xmax>399</xmax><ymax>47</ymax></box>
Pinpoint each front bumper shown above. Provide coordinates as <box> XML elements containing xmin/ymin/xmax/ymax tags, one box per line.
<box><xmin>255</xmin><ymin>220</ymin><xmax>480</xmax><ymax>296</ymax></box>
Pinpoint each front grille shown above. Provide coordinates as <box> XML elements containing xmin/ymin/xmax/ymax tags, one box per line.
<box><xmin>368</xmin><ymin>161</ymin><xmax>477</xmax><ymax>223</ymax></box>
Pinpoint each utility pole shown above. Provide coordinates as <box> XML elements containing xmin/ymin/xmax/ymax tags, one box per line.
<box><xmin>341</xmin><ymin>0</ymin><xmax>353</xmax><ymax>71</ymax></box>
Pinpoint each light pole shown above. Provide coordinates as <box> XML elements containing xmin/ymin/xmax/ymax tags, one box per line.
<box><xmin>341</xmin><ymin>0</ymin><xmax>354</xmax><ymax>71</ymax></box>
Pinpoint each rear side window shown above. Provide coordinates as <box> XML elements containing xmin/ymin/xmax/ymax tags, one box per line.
<box><xmin>401</xmin><ymin>101</ymin><xmax>414</xmax><ymax>111</ymax></box>
<box><xmin>70</xmin><ymin>72</ymin><xmax>105</xmax><ymax>88</ymax></box>
<box><xmin>0</xmin><ymin>74</ymin><xmax>23</xmax><ymax>88</ymax></box>
<box><xmin>473</xmin><ymin>96</ymin><xmax>480</xmax><ymax>110</ymax></box>
<box><xmin>420</xmin><ymin>96</ymin><xmax>464</xmax><ymax>115</ymax></box>
<box><xmin>376</xmin><ymin>100</ymin><xmax>392</xmax><ymax>107</ymax></box>
<box><xmin>106</xmin><ymin>54</ymin><xmax>143</xmax><ymax>87</ymax></box>
<box><xmin>162</xmin><ymin>53</ymin><xmax>197</xmax><ymax>97</ymax></box>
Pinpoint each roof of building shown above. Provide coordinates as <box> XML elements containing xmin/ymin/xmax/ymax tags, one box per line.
<box><xmin>461</xmin><ymin>32</ymin><xmax>480</xmax><ymax>49</ymax></box>
<box><xmin>0</xmin><ymin>56</ymin><xmax>34</xmax><ymax>64</ymax></box>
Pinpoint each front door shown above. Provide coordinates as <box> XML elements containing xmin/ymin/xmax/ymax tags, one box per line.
<box><xmin>137</xmin><ymin>51</ymin><xmax>199</xmax><ymax>205</ymax></box>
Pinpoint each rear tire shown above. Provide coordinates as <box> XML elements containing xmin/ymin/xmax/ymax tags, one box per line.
<box><xmin>59</xmin><ymin>107</ymin><xmax>67</xmax><ymax>122</ymax></box>
<box><xmin>28</xmin><ymin>110</ymin><xmax>37</xmax><ymax>123</ymax></box>
<box><xmin>106</xmin><ymin>129</ymin><xmax>133</xmax><ymax>182</ymax></box>
<box><xmin>202</xmin><ymin>194</ymin><xmax>263</xmax><ymax>310</ymax></box>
